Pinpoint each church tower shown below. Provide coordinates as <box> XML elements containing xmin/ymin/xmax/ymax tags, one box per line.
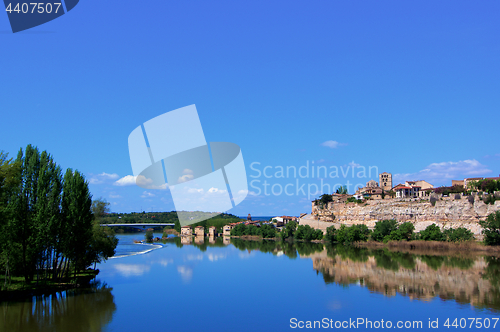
<box><xmin>379</xmin><ymin>172</ymin><xmax>392</xmax><ymax>191</ymax></box>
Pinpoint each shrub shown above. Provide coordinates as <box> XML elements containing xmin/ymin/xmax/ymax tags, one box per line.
<box><xmin>418</xmin><ymin>224</ymin><xmax>445</xmax><ymax>241</ymax></box>
<box><xmin>347</xmin><ymin>197</ymin><xmax>363</xmax><ymax>204</ymax></box>
<box><xmin>281</xmin><ymin>220</ymin><xmax>297</xmax><ymax>240</ymax></box>
<box><xmin>231</xmin><ymin>223</ymin><xmax>247</xmax><ymax>236</ymax></box>
<box><xmin>468</xmin><ymin>195</ymin><xmax>475</xmax><ymax>205</ymax></box>
<box><xmin>337</xmin><ymin>224</ymin><xmax>371</xmax><ymax>245</ymax></box>
<box><xmin>479</xmin><ymin>211</ymin><xmax>500</xmax><ymax>245</ymax></box>
<box><xmin>443</xmin><ymin>227</ymin><xmax>474</xmax><ymax>242</ymax></box>
<box><xmin>295</xmin><ymin>225</ymin><xmax>323</xmax><ymax>241</ymax></box>
<box><xmin>325</xmin><ymin>225</ymin><xmax>337</xmax><ymax>243</ymax></box>
<box><xmin>397</xmin><ymin>222</ymin><xmax>415</xmax><ymax>241</ymax></box>
<box><xmin>372</xmin><ymin>219</ymin><xmax>398</xmax><ymax>242</ymax></box>
<box><xmin>145</xmin><ymin>229</ymin><xmax>154</xmax><ymax>243</ymax></box>
<box><xmin>483</xmin><ymin>194</ymin><xmax>497</xmax><ymax>205</ymax></box>
<box><xmin>430</xmin><ymin>196</ymin><xmax>438</xmax><ymax>207</ymax></box>
<box><xmin>260</xmin><ymin>224</ymin><xmax>276</xmax><ymax>238</ymax></box>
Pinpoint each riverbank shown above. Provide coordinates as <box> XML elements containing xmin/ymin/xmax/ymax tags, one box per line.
<box><xmin>0</xmin><ymin>270</ymin><xmax>99</xmax><ymax>302</ymax></box>
<box><xmin>356</xmin><ymin>239</ymin><xmax>500</xmax><ymax>256</ymax></box>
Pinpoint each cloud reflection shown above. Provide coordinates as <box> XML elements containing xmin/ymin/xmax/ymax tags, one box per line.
<box><xmin>177</xmin><ymin>266</ymin><xmax>193</xmax><ymax>283</ymax></box>
<box><xmin>114</xmin><ymin>263</ymin><xmax>150</xmax><ymax>277</ymax></box>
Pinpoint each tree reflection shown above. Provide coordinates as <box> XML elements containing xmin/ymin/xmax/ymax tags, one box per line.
<box><xmin>1</xmin><ymin>281</ymin><xmax>116</xmax><ymax>332</ymax></box>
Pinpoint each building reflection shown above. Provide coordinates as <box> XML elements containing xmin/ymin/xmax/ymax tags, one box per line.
<box><xmin>181</xmin><ymin>236</ymin><xmax>192</xmax><ymax>245</ymax></box>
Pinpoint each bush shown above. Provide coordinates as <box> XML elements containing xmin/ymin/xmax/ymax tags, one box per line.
<box><xmin>295</xmin><ymin>225</ymin><xmax>323</xmax><ymax>241</ymax></box>
<box><xmin>468</xmin><ymin>195</ymin><xmax>475</xmax><ymax>205</ymax></box>
<box><xmin>337</xmin><ymin>224</ymin><xmax>371</xmax><ymax>245</ymax></box>
<box><xmin>372</xmin><ymin>220</ymin><xmax>398</xmax><ymax>242</ymax></box>
<box><xmin>260</xmin><ymin>224</ymin><xmax>276</xmax><ymax>238</ymax></box>
<box><xmin>430</xmin><ymin>196</ymin><xmax>438</xmax><ymax>207</ymax></box>
<box><xmin>443</xmin><ymin>227</ymin><xmax>474</xmax><ymax>242</ymax></box>
<box><xmin>145</xmin><ymin>229</ymin><xmax>154</xmax><ymax>243</ymax></box>
<box><xmin>483</xmin><ymin>194</ymin><xmax>497</xmax><ymax>205</ymax></box>
<box><xmin>281</xmin><ymin>220</ymin><xmax>297</xmax><ymax>240</ymax></box>
<box><xmin>398</xmin><ymin>222</ymin><xmax>415</xmax><ymax>241</ymax></box>
<box><xmin>325</xmin><ymin>225</ymin><xmax>337</xmax><ymax>243</ymax></box>
<box><xmin>418</xmin><ymin>224</ymin><xmax>445</xmax><ymax>241</ymax></box>
<box><xmin>347</xmin><ymin>197</ymin><xmax>363</xmax><ymax>204</ymax></box>
<box><xmin>381</xmin><ymin>222</ymin><xmax>414</xmax><ymax>243</ymax></box>
<box><xmin>479</xmin><ymin>211</ymin><xmax>500</xmax><ymax>245</ymax></box>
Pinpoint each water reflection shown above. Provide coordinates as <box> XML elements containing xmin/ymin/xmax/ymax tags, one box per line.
<box><xmin>161</xmin><ymin>236</ymin><xmax>500</xmax><ymax>312</ymax></box>
<box><xmin>1</xmin><ymin>281</ymin><xmax>116</xmax><ymax>332</ymax></box>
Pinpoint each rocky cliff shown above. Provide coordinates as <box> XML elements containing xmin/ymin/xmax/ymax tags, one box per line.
<box><xmin>309</xmin><ymin>196</ymin><xmax>500</xmax><ymax>236</ymax></box>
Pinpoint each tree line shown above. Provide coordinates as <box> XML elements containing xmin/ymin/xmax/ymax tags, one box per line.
<box><xmin>0</xmin><ymin>145</ymin><xmax>117</xmax><ymax>286</ymax></box>
<box><xmin>323</xmin><ymin>212</ymin><xmax>500</xmax><ymax>246</ymax></box>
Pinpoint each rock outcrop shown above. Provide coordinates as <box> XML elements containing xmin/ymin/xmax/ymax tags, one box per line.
<box><xmin>308</xmin><ymin>197</ymin><xmax>500</xmax><ymax>236</ymax></box>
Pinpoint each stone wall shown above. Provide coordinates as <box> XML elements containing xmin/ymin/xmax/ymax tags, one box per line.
<box><xmin>309</xmin><ymin>197</ymin><xmax>500</xmax><ymax>236</ymax></box>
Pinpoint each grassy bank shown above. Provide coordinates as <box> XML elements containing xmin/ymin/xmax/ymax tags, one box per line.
<box><xmin>0</xmin><ymin>270</ymin><xmax>99</xmax><ymax>301</ymax></box>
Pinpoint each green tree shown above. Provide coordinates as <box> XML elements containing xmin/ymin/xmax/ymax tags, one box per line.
<box><xmin>337</xmin><ymin>224</ymin><xmax>370</xmax><ymax>245</ymax></box>
<box><xmin>295</xmin><ymin>225</ymin><xmax>323</xmax><ymax>241</ymax></box>
<box><xmin>324</xmin><ymin>225</ymin><xmax>337</xmax><ymax>243</ymax></box>
<box><xmin>336</xmin><ymin>185</ymin><xmax>348</xmax><ymax>195</ymax></box>
<box><xmin>443</xmin><ymin>227</ymin><xmax>474</xmax><ymax>242</ymax></box>
<box><xmin>0</xmin><ymin>151</ymin><xmax>21</xmax><ymax>285</ymax></box>
<box><xmin>418</xmin><ymin>224</ymin><xmax>445</xmax><ymax>241</ymax></box>
<box><xmin>10</xmin><ymin>145</ymin><xmax>42</xmax><ymax>282</ymax></box>
<box><xmin>372</xmin><ymin>219</ymin><xmax>398</xmax><ymax>242</ymax></box>
<box><xmin>480</xmin><ymin>211</ymin><xmax>500</xmax><ymax>246</ymax></box>
<box><xmin>91</xmin><ymin>197</ymin><xmax>110</xmax><ymax>220</ymax></box>
<box><xmin>87</xmin><ymin>222</ymin><xmax>118</xmax><ymax>269</ymax></box>
<box><xmin>174</xmin><ymin>219</ymin><xmax>181</xmax><ymax>233</ymax></box>
<box><xmin>397</xmin><ymin>222</ymin><xmax>415</xmax><ymax>241</ymax></box>
<box><xmin>318</xmin><ymin>194</ymin><xmax>333</xmax><ymax>207</ymax></box>
<box><xmin>260</xmin><ymin>224</ymin><xmax>276</xmax><ymax>238</ymax></box>
<box><xmin>61</xmin><ymin>169</ymin><xmax>94</xmax><ymax>276</ymax></box>
<box><xmin>145</xmin><ymin>229</ymin><xmax>154</xmax><ymax>243</ymax></box>
<box><xmin>281</xmin><ymin>220</ymin><xmax>297</xmax><ymax>240</ymax></box>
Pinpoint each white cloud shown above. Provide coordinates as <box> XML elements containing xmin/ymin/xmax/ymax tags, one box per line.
<box><xmin>320</xmin><ymin>140</ymin><xmax>347</xmax><ymax>149</ymax></box>
<box><xmin>99</xmin><ymin>172</ymin><xmax>119</xmax><ymax>179</ymax></box>
<box><xmin>88</xmin><ymin>172</ymin><xmax>120</xmax><ymax>184</ymax></box>
<box><xmin>114</xmin><ymin>175</ymin><xmax>141</xmax><ymax>186</ymax></box>
<box><xmin>141</xmin><ymin>191</ymin><xmax>155</xmax><ymax>198</ymax></box>
<box><xmin>178</xmin><ymin>174</ymin><xmax>194</xmax><ymax>183</ymax></box>
<box><xmin>114</xmin><ymin>175</ymin><xmax>167</xmax><ymax>189</ymax></box>
<box><xmin>394</xmin><ymin>159</ymin><xmax>492</xmax><ymax>185</ymax></box>
<box><xmin>109</xmin><ymin>194</ymin><xmax>121</xmax><ymax>199</ymax></box>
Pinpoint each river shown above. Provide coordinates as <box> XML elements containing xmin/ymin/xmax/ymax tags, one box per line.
<box><xmin>2</xmin><ymin>233</ymin><xmax>500</xmax><ymax>331</ymax></box>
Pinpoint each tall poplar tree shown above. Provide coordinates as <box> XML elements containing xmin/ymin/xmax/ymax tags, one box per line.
<box><xmin>61</xmin><ymin>169</ymin><xmax>94</xmax><ymax>277</ymax></box>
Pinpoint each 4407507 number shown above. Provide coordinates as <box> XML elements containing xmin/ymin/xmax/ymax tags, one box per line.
<box><xmin>5</xmin><ymin>3</ymin><xmax>62</xmax><ymax>14</ymax></box>
<box><xmin>444</xmin><ymin>318</ymin><xmax>499</xmax><ymax>329</ymax></box>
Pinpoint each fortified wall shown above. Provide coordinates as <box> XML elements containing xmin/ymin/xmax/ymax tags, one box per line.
<box><xmin>308</xmin><ymin>195</ymin><xmax>500</xmax><ymax>236</ymax></box>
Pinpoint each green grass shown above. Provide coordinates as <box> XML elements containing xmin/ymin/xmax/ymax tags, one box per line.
<box><xmin>1</xmin><ymin>270</ymin><xmax>98</xmax><ymax>295</ymax></box>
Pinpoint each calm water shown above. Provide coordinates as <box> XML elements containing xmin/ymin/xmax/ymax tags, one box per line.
<box><xmin>2</xmin><ymin>233</ymin><xmax>500</xmax><ymax>332</ymax></box>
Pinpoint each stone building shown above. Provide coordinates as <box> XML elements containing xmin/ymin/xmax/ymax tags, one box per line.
<box><xmin>209</xmin><ymin>226</ymin><xmax>217</xmax><ymax>237</ymax></box>
<box><xmin>379</xmin><ymin>172</ymin><xmax>392</xmax><ymax>191</ymax></box>
<box><xmin>181</xmin><ymin>226</ymin><xmax>192</xmax><ymax>237</ymax></box>
<box><xmin>194</xmin><ymin>226</ymin><xmax>205</xmax><ymax>237</ymax></box>
<box><xmin>223</xmin><ymin>224</ymin><xmax>233</xmax><ymax>236</ymax></box>
<box><xmin>405</xmin><ymin>180</ymin><xmax>433</xmax><ymax>190</ymax></box>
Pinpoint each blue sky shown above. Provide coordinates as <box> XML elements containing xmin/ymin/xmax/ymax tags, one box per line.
<box><xmin>1</xmin><ymin>0</ymin><xmax>499</xmax><ymax>216</ymax></box>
